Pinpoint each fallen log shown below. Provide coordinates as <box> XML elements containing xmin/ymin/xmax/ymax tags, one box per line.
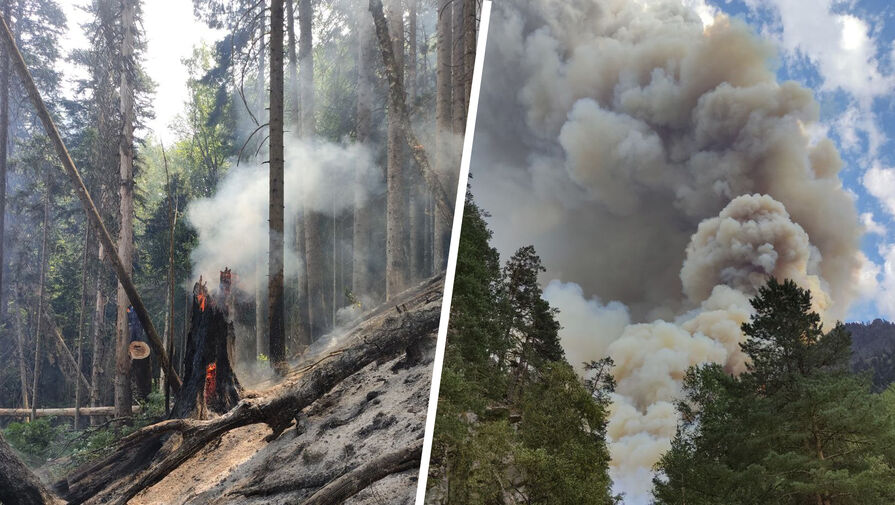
<box><xmin>301</xmin><ymin>439</ymin><xmax>423</xmax><ymax>505</ymax></box>
<box><xmin>0</xmin><ymin>406</ymin><xmax>142</xmax><ymax>418</ymax></box>
<box><xmin>0</xmin><ymin>431</ymin><xmax>64</xmax><ymax>505</ymax></box>
<box><xmin>58</xmin><ymin>278</ymin><xmax>442</xmax><ymax>505</ymax></box>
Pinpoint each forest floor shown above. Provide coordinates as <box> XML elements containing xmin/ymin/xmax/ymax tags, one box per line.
<box><xmin>131</xmin><ymin>344</ymin><xmax>432</xmax><ymax>505</ymax></box>
<box><xmin>45</xmin><ymin>278</ymin><xmax>440</xmax><ymax>505</ymax></box>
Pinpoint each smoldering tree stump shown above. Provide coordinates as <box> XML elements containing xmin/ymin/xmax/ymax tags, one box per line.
<box><xmin>172</xmin><ymin>275</ymin><xmax>242</xmax><ymax>419</ymax></box>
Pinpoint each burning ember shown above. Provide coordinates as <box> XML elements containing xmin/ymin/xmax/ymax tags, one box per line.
<box><xmin>194</xmin><ymin>275</ymin><xmax>209</xmax><ymax>312</ymax></box>
<box><xmin>205</xmin><ymin>362</ymin><xmax>217</xmax><ymax>399</ymax></box>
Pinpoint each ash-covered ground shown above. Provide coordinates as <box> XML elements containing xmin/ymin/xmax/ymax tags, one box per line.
<box><xmin>128</xmin><ymin>282</ymin><xmax>439</xmax><ymax>505</ymax></box>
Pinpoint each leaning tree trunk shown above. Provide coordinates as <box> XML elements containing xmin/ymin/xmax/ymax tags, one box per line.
<box><xmin>172</xmin><ymin>276</ymin><xmax>242</xmax><ymax>420</ymax></box>
<box><xmin>385</xmin><ymin>0</ymin><xmax>409</xmax><ymax>300</ymax></box>
<box><xmin>0</xmin><ymin>431</ymin><xmax>63</xmax><ymax>505</ymax></box>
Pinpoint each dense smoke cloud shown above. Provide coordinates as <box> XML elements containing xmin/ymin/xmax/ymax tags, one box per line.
<box><xmin>186</xmin><ymin>137</ymin><xmax>378</xmax><ymax>293</ymax></box>
<box><xmin>471</xmin><ymin>0</ymin><xmax>868</xmax><ymax>502</ymax></box>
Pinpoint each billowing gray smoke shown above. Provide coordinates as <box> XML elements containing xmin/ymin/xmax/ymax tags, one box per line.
<box><xmin>472</xmin><ymin>0</ymin><xmax>868</xmax><ymax>502</ymax></box>
<box><xmin>186</xmin><ymin>137</ymin><xmax>378</xmax><ymax>293</ymax></box>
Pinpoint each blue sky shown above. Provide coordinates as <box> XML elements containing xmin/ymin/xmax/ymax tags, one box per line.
<box><xmin>688</xmin><ymin>0</ymin><xmax>895</xmax><ymax>322</ymax></box>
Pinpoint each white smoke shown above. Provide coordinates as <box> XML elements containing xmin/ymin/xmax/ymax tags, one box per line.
<box><xmin>475</xmin><ymin>1</ymin><xmax>868</xmax><ymax>503</ymax></box>
<box><xmin>186</xmin><ymin>137</ymin><xmax>379</xmax><ymax>293</ymax></box>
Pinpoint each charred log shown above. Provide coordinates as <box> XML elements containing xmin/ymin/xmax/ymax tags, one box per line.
<box><xmin>302</xmin><ymin>439</ymin><xmax>423</xmax><ymax>505</ymax></box>
<box><xmin>0</xmin><ymin>431</ymin><xmax>64</xmax><ymax>505</ymax></box>
<box><xmin>171</xmin><ymin>276</ymin><xmax>242</xmax><ymax>419</ymax></box>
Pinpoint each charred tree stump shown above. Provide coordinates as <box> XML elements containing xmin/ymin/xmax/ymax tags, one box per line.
<box><xmin>172</xmin><ymin>273</ymin><xmax>242</xmax><ymax>419</ymax></box>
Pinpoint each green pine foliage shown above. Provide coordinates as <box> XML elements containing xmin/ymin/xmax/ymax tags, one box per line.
<box><xmin>654</xmin><ymin>278</ymin><xmax>895</xmax><ymax>505</ymax></box>
<box><xmin>431</xmin><ymin>194</ymin><xmax>616</xmax><ymax>505</ymax></box>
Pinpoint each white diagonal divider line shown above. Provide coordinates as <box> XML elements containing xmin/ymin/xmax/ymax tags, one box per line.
<box><xmin>414</xmin><ymin>1</ymin><xmax>493</xmax><ymax>503</ymax></box>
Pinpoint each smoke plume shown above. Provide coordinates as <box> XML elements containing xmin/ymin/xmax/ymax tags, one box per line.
<box><xmin>472</xmin><ymin>0</ymin><xmax>870</xmax><ymax>502</ymax></box>
<box><xmin>186</xmin><ymin>137</ymin><xmax>378</xmax><ymax>293</ymax></box>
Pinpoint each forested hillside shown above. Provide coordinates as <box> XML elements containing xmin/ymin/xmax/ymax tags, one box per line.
<box><xmin>847</xmin><ymin>320</ymin><xmax>895</xmax><ymax>390</ymax></box>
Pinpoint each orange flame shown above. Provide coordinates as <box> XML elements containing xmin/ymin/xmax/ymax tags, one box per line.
<box><xmin>197</xmin><ymin>292</ymin><xmax>207</xmax><ymax>312</ymax></box>
<box><xmin>205</xmin><ymin>362</ymin><xmax>217</xmax><ymax>399</ymax></box>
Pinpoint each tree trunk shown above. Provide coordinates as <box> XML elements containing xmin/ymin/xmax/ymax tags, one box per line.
<box><xmin>89</xmin><ymin>240</ymin><xmax>107</xmax><ymax>412</ymax></box>
<box><xmin>463</xmin><ymin>0</ymin><xmax>476</xmax><ymax>106</ymax></box>
<box><xmin>433</xmin><ymin>0</ymin><xmax>453</xmax><ymax>271</ymax></box>
<box><xmin>115</xmin><ymin>0</ymin><xmax>137</xmax><ymax>416</ymax></box>
<box><xmin>300</xmin><ymin>0</ymin><xmax>329</xmax><ymax>341</ymax></box>
<box><xmin>0</xmin><ymin>431</ymin><xmax>63</xmax><ymax>505</ymax></box>
<box><xmin>0</xmin><ymin>0</ymin><xmax>8</xmax><ymax>322</ymax></box>
<box><xmin>407</xmin><ymin>0</ymin><xmax>417</xmax><ymax>108</ymax></box>
<box><xmin>407</xmin><ymin>0</ymin><xmax>423</xmax><ymax>282</ymax></box>
<box><xmin>385</xmin><ymin>0</ymin><xmax>409</xmax><ymax>300</ymax></box>
<box><xmin>269</xmin><ymin>0</ymin><xmax>286</xmax><ymax>368</ymax></box>
<box><xmin>13</xmin><ymin>287</ymin><xmax>29</xmax><ymax>410</ymax></box>
<box><xmin>286</xmin><ymin>0</ymin><xmax>311</xmax><ymax>346</ymax></box>
<box><xmin>75</xmin><ymin>218</ymin><xmax>91</xmax><ymax>430</ymax></box>
<box><xmin>352</xmin><ymin>10</ymin><xmax>374</xmax><ymax>301</ymax></box>
<box><xmin>31</xmin><ymin>169</ymin><xmax>51</xmax><ymax>422</ymax></box>
<box><xmin>451</xmin><ymin>0</ymin><xmax>465</xmax><ymax>135</ymax></box>
<box><xmin>255</xmin><ymin>252</ymin><xmax>267</xmax><ymax>357</ymax></box>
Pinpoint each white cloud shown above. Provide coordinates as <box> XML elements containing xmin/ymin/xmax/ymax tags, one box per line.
<box><xmin>762</xmin><ymin>0</ymin><xmax>893</xmax><ymax>101</ymax></box>
<box><xmin>863</xmin><ymin>163</ymin><xmax>895</xmax><ymax>218</ymax></box>
<box><xmin>748</xmin><ymin>0</ymin><xmax>891</xmax><ymax>161</ymax></box>
<box><xmin>855</xmin><ymin>251</ymin><xmax>881</xmax><ymax>299</ymax></box>
<box><xmin>680</xmin><ymin>0</ymin><xmax>720</xmax><ymax>27</ymax></box>
<box><xmin>875</xmin><ymin>243</ymin><xmax>895</xmax><ymax>319</ymax></box>
<box><xmin>861</xmin><ymin>212</ymin><xmax>886</xmax><ymax>236</ymax></box>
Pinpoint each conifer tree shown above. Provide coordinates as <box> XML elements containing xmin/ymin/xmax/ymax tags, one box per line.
<box><xmin>654</xmin><ymin>278</ymin><xmax>895</xmax><ymax>505</ymax></box>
